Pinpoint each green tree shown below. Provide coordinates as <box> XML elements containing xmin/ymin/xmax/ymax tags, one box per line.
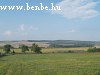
<box><xmin>3</xmin><ymin>44</ymin><xmax>13</xmax><ymax>54</ymax></box>
<box><xmin>11</xmin><ymin>50</ymin><xmax>15</xmax><ymax>55</ymax></box>
<box><xmin>31</xmin><ymin>43</ymin><xmax>42</xmax><ymax>54</ymax></box>
<box><xmin>19</xmin><ymin>45</ymin><xmax>29</xmax><ymax>53</ymax></box>
<box><xmin>87</xmin><ymin>47</ymin><xmax>100</xmax><ymax>52</ymax></box>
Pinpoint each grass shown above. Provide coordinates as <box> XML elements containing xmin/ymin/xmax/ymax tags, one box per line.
<box><xmin>42</xmin><ymin>47</ymin><xmax>88</xmax><ymax>53</ymax></box>
<box><xmin>0</xmin><ymin>53</ymin><xmax>100</xmax><ymax>75</ymax></box>
<box><xmin>0</xmin><ymin>47</ymin><xmax>89</xmax><ymax>53</ymax></box>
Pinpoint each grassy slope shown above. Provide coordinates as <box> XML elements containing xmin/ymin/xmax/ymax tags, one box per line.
<box><xmin>0</xmin><ymin>53</ymin><xmax>100</xmax><ymax>75</ymax></box>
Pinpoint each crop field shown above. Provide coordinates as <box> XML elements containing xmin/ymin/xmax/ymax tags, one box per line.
<box><xmin>42</xmin><ymin>47</ymin><xmax>88</xmax><ymax>53</ymax></box>
<box><xmin>0</xmin><ymin>53</ymin><xmax>100</xmax><ymax>75</ymax></box>
<box><xmin>0</xmin><ymin>47</ymin><xmax>89</xmax><ymax>53</ymax></box>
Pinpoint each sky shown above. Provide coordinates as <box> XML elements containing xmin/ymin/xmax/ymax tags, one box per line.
<box><xmin>0</xmin><ymin>0</ymin><xmax>100</xmax><ymax>41</ymax></box>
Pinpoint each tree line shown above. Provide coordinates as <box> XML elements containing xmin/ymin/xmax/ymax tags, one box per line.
<box><xmin>1</xmin><ymin>43</ymin><xmax>42</xmax><ymax>55</ymax></box>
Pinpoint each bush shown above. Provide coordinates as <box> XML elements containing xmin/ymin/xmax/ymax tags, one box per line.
<box><xmin>68</xmin><ymin>50</ymin><xmax>74</xmax><ymax>53</ymax></box>
<box><xmin>11</xmin><ymin>50</ymin><xmax>15</xmax><ymax>55</ymax></box>
<box><xmin>3</xmin><ymin>44</ymin><xmax>13</xmax><ymax>54</ymax></box>
<box><xmin>87</xmin><ymin>47</ymin><xmax>100</xmax><ymax>52</ymax></box>
<box><xmin>0</xmin><ymin>52</ymin><xmax>1</xmax><ymax>57</ymax></box>
<box><xmin>31</xmin><ymin>43</ymin><xmax>42</xmax><ymax>54</ymax></box>
<box><xmin>19</xmin><ymin>45</ymin><xmax>29</xmax><ymax>53</ymax></box>
<box><xmin>0</xmin><ymin>52</ymin><xmax>6</xmax><ymax>57</ymax></box>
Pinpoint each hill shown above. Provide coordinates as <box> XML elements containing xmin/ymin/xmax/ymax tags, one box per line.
<box><xmin>0</xmin><ymin>40</ymin><xmax>100</xmax><ymax>48</ymax></box>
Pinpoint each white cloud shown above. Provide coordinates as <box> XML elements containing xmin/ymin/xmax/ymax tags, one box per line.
<box><xmin>29</xmin><ymin>26</ymin><xmax>39</xmax><ymax>31</ymax></box>
<box><xmin>53</xmin><ymin>0</ymin><xmax>99</xmax><ymax>19</ymax></box>
<box><xmin>18</xmin><ymin>24</ymin><xmax>39</xmax><ymax>32</ymax></box>
<box><xmin>4</xmin><ymin>30</ymin><xmax>12</xmax><ymax>36</ymax></box>
<box><xmin>68</xmin><ymin>29</ymin><xmax>76</xmax><ymax>33</ymax></box>
<box><xmin>18</xmin><ymin>24</ymin><xmax>25</xmax><ymax>31</ymax></box>
<box><xmin>17</xmin><ymin>24</ymin><xmax>39</xmax><ymax>36</ymax></box>
<box><xmin>58</xmin><ymin>29</ymin><xmax>76</xmax><ymax>34</ymax></box>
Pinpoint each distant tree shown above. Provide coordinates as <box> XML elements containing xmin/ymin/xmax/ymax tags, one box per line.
<box><xmin>19</xmin><ymin>45</ymin><xmax>29</xmax><ymax>53</ymax></box>
<box><xmin>87</xmin><ymin>47</ymin><xmax>100</xmax><ymax>52</ymax></box>
<box><xmin>3</xmin><ymin>44</ymin><xmax>13</xmax><ymax>54</ymax></box>
<box><xmin>31</xmin><ymin>43</ymin><xmax>42</xmax><ymax>54</ymax></box>
<box><xmin>11</xmin><ymin>50</ymin><xmax>15</xmax><ymax>55</ymax></box>
<box><xmin>0</xmin><ymin>52</ymin><xmax>1</xmax><ymax>57</ymax></box>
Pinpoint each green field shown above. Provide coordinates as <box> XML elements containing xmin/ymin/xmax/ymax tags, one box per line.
<box><xmin>0</xmin><ymin>53</ymin><xmax>100</xmax><ymax>75</ymax></box>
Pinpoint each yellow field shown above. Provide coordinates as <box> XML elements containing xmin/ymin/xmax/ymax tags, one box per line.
<box><xmin>0</xmin><ymin>47</ymin><xmax>89</xmax><ymax>53</ymax></box>
<box><xmin>42</xmin><ymin>47</ymin><xmax>89</xmax><ymax>53</ymax></box>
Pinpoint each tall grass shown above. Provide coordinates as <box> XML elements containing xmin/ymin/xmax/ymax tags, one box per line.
<box><xmin>0</xmin><ymin>53</ymin><xmax>100</xmax><ymax>75</ymax></box>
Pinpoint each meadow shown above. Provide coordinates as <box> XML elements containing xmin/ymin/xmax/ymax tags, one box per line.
<box><xmin>1</xmin><ymin>47</ymin><xmax>100</xmax><ymax>75</ymax></box>
<box><xmin>42</xmin><ymin>47</ymin><xmax>88</xmax><ymax>53</ymax></box>
<box><xmin>0</xmin><ymin>53</ymin><xmax>100</xmax><ymax>75</ymax></box>
<box><xmin>0</xmin><ymin>47</ymin><xmax>89</xmax><ymax>53</ymax></box>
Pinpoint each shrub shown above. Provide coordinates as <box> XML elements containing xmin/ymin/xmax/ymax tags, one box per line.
<box><xmin>87</xmin><ymin>47</ymin><xmax>100</xmax><ymax>52</ymax></box>
<box><xmin>31</xmin><ymin>43</ymin><xmax>42</xmax><ymax>54</ymax></box>
<box><xmin>3</xmin><ymin>44</ymin><xmax>13</xmax><ymax>54</ymax></box>
<box><xmin>68</xmin><ymin>50</ymin><xmax>74</xmax><ymax>53</ymax></box>
<box><xmin>19</xmin><ymin>44</ymin><xmax>29</xmax><ymax>53</ymax></box>
<box><xmin>11</xmin><ymin>50</ymin><xmax>15</xmax><ymax>55</ymax></box>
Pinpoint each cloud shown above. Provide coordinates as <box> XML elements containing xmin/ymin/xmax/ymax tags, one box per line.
<box><xmin>18</xmin><ymin>24</ymin><xmax>25</xmax><ymax>31</ymax></box>
<box><xmin>53</xmin><ymin>0</ymin><xmax>99</xmax><ymax>19</ymax></box>
<box><xmin>58</xmin><ymin>29</ymin><xmax>76</xmax><ymax>34</ymax></box>
<box><xmin>17</xmin><ymin>24</ymin><xmax>39</xmax><ymax>36</ymax></box>
<box><xmin>29</xmin><ymin>26</ymin><xmax>39</xmax><ymax>31</ymax></box>
<box><xmin>4</xmin><ymin>30</ymin><xmax>12</xmax><ymax>36</ymax></box>
<box><xmin>18</xmin><ymin>24</ymin><xmax>39</xmax><ymax>32</ymax></box>
<box><xmin>68</xmin><ymin>29</ymin><xmax>76</xmax><ymax>33</ymax></box>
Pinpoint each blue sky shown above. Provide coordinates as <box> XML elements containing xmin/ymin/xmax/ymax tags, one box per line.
<box><xmin>0</xmin><ymin>0</ymin><xmax>100</xmax><ymax>41</ymax></box>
